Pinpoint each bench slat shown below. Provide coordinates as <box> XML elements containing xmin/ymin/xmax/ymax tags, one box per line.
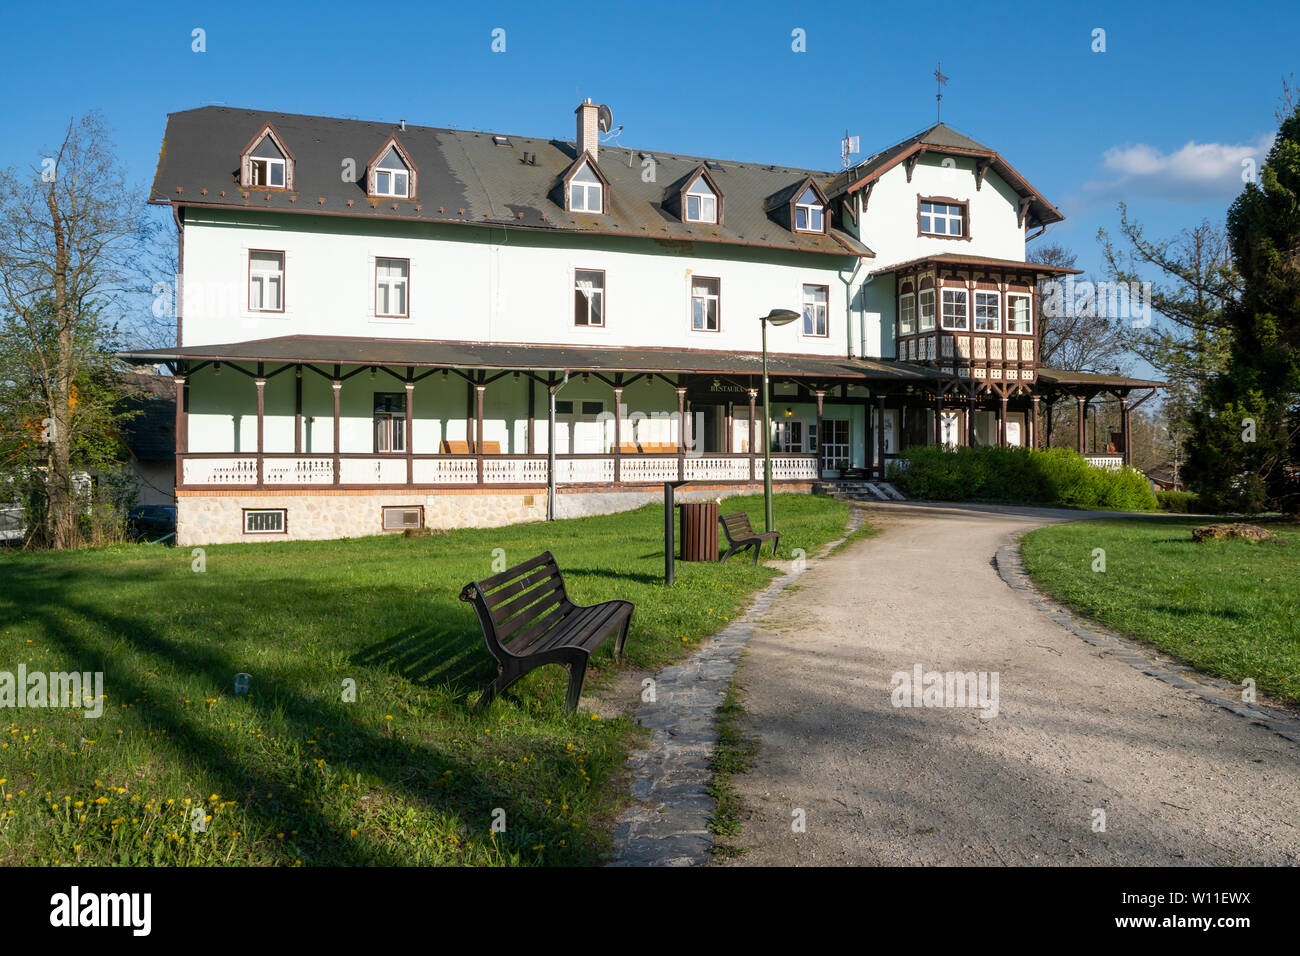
<box><xmin>476</xmin><ymin>551</ymin><xmax>555</xmax><ymax>592</ymax></box>
<box><xmin>501</xmin><ymin>601</ymin><xmax>572</xmax><ymax>654</ymax></box>
<box><xmin>488</xmin><ymin>569</ymin><xmax>565</xmax><ymax>625</ymax></box>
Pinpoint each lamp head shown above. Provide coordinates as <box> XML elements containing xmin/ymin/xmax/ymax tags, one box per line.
<box><xmin>762</xmin><ymin>308</ymin><xmax>800</xmax><ymax>327</ymax></box>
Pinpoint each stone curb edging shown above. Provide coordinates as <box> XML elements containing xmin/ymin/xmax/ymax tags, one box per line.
<box><xmin>605</xmin><ymin>505</ymin><xmax>869</xmax><ymax>866</ymax></box>
<box><xmin>994</xmin><ymin>534</ymin><xmax>1300</xmax><ymax>746</ymax></box>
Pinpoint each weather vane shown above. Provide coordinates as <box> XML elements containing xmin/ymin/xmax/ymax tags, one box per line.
<box><xmin>934</xmin><ymin>62</ymin><xmax>949</xmax><ymax>123</ymax></box>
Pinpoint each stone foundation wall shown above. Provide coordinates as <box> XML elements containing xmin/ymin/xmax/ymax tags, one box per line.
<box><xmin>177</xmin><ymin>483</ymin><xmax>809</xmax><ymax>546</ymax></box>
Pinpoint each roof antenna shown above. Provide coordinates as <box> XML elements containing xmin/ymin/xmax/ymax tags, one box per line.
<box><xmin>934</xmin><ymin>61</ymin><xmax>949</xmax><ymax>124</ymax></box>
<box><xmin>840</xmin><ymin>130</ymin><xmax>859</xmax><ymax>170</ymax></box>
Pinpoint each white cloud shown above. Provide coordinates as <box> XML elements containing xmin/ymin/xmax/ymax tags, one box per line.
<box><xmin>1085</xmin><ymin>133</ymin><xmax>1275</xmax><ymax>201</ymax></box>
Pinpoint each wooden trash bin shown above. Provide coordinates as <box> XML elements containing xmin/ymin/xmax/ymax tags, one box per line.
<box><xmin>678</xmin><ymin>501</ymin><xmax>719</xmax><ymax>561</ymax></box>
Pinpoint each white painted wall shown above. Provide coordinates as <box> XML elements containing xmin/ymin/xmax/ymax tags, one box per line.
<box><xmin>856</xmin><ymin>154</ymin><xmax>1027</xmax><ymax>268</ymax></box>
<box><xmin>180</xmin><ymin>210</ymin><xmax>859</xmax><ymax>357</ymax></box>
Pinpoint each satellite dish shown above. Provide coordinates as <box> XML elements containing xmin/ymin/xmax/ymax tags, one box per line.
<box><xmin>597</xmin><ymin>104</ymin><xmax>613</xmax><ymax>134</ymax></box>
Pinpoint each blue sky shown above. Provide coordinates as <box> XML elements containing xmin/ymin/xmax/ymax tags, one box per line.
<box><xmin>2</xmin><ymin>0</ymin><xmax>1294</xmax><ymax>296</ymax></box>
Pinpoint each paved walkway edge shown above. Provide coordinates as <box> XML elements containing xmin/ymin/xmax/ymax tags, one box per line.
<box><xmin>606</xmin><ymin>505</ymin><xmax>868</xmax><ymax>866</ymax></box>
<box><xmin>995</xmin><ymin>532</ymin><xmax>1300</xmax><ymax>745</ymax></box>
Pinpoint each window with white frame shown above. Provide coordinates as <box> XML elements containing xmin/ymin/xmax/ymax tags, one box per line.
<box><xmin>1007</xmin><ymin>293</ymin><xmax>1032</xmax><ymax>333</ymax></box>
<box><xmin>375</xmin><ymin>258</ymin><xmax>409</xmax><ymax>317</ymax></box>
<box><xmin>569</xmin><ymin>163</ymin><xmax>602</xmax><ymax>213</ymax></box>
<box><xmin>248</xmin><ymin>133</ymin><xmax>289</xmax><ymax>188</ymax></box>
<box><xmin>685</xmin><ymin>177</ymin><xmax>717</xmax><ymax>223</ymax></box>
<box><xmin>974</xmin><ymin>291</ymin><xmax>1000</xmax><ymax>332</ymax></box>
<box><xmin>794</xmin><ymin>187</ymin><xmax>824</xmax><ymax>233</ymax></box>
<box><xmin>899</xmin><ymin>293</ymin><xmax>916</xmax><ymax>335</ymax></box>
<box><xmin>373</xmin><ymin>147</ymin><xmax>410</xmax><ymax>198</ymax></box>
<box><xmin>691</xmin><ymin>276</ymin><xmax>720</xmax><ymax>331</ymax></box>
<box><xmin>918</xmin><ymin>288</ymin><xmax>936</xmax><ymax>330</ymax></box>
<box><xmin>802</xmin><ymin>284</ymin><xmax>828</xmax><ymax>336</ymax></box>
<box><xmin>574</xmin><ymin>269</ymin><xmax>604</xmax><ymax>326</ymax></box>
<box><xmin>248</xmin><ymin>250</ymin><xmax>284</xmax><ymax>311</ymax></box>
<box><xmin>920</xmin><ymin>200</ymin><xmax>966</xmax><ymax>237</ymax></box>
<box><xmin>941</xmin><ymin>288</ymin><xmax>969</xmax><ymax>330</ymax></box>
<box><xmin>243</xmin><ymin>509</ymin><xmax>286</xmax><ymax>534</ymax></box>
<box><xmin>250</xmin><ymin>157</ymin><xmax>286</xmax><ymax>188</ymax></box>
<box><xmin>373</xmin><ymin>392</ymin><xmax>406</xmax><ymax>453</ymax></box>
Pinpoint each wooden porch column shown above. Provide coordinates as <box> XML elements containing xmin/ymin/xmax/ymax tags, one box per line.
<box><xmin>331</xmin><ymin>377</ymin><xmax>341</xmax><ymax>486</ymax></box>
<box><xmin>174</xmin><ymin>374</ymin><xmax>187</xmax><ymax>489</ymax></box>
<box><xmin>1076</xmin><ymin>395</ymin><xmax>1087</xmax><ymax>454</ymax></box>
<box><xmin>933</xmin><ymin>389</ymin><xmax>944</xmax><ymax>447</ymax></box>
<box><xmin>898</xmin><ymin>400</ymin><xmax>908</xmax><ymax>451</ymax></box>
<box><xmin>814</xmin><ymin>389</ymin><xmax>825</xmax><ymax>477</ymax></box>
<box><xmin>612</xmin><ymin>385</ymin><xmax>623</xmax><ymax>483</ymax></box>
<box><xmin>294</xmin><ymin>366</ymin><xmax>302</xmax><ymax>454</ymax></box>
<box><xmin>404</xmin><ymin>379</ymin><xmax>415</xmax><ymax>486</ymax></box>
<box><xmin>255</xmin><ymin>376</ymin><xmax>266</xmax><ymax>487</ymax></box>
<box><xmin>1120</xmin><ymin>394</ymin><xmax>1131</xmax><ymax>466</ymax></box>
<box><xmin>676</xmin><ymin>386</ymin><xmax>687</xmax><ymax>482</ymax></box>
<box><xmin>475</xmin><ymin>383</ymin><xmax>486</xmax><ymax>485</ymax></box>
<box><xmin>968</xmin><ymin>392</ymin><xmax>977</xmax><ymax>447</ymax></box>
<box><xmin>998</xmin><ymin>394</ymin><xmax>1008</xmax><ymax>448</ymax></box>
<box><xmin>1045</xmin><ymin>398</ymin><xmax>1054</xmax><ymax>448</ymax></box>
<box><xmin>1029</xmin><ymin>394</ymin><xmax>1040</xmax><ymax>450</ymax></box>
<box><xmin>747</xmin><ymin>388</ymin><xmax>758</xmax><ymax>481</ymax></box>
<box><xmin>876</xmin><ymin>393</ymin><xmax>886</xmax><ymax>479</ymax></box>
<box><xmin>862</xmin><ymin>394</ymin><xmax>873</xmax><ymax>472</ymax></box>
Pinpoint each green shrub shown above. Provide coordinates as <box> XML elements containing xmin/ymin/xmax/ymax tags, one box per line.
<box><xmin>886</xmin><ymin>445</ymin><xmax>1158</xmax><ymax>512</ymax></box>
<box><xmin>1156</xmin><ymin>490</ymin><xmax>1201</xmax><ymax>513</ymax></box>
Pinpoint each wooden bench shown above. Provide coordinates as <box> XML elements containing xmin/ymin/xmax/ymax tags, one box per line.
<box><xmin>616</xmin><ymin>442</ymin><xmax>679</xmax><ymax>454</ymax></box>
<box><xmin>718</xmin><ymin>512</ymin><xmax>780</xmax><ymax>564</ymax></box>
<box><xmin>440</xmin><ymin>440</ymin><xmax>503</xmax><ymax>454</ymax></box>
<box><xmin>459</xmin><ymin>551</ymin><xmax>634</xmax><ymax>712</ymax></box>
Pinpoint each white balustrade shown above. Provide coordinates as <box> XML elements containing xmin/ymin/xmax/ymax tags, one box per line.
<box><xmin>339</xmin><ymin>457</ymin><xmax>407</xmax><ymax>484</ymax></box>
<box><xmin>1084</xmin><ymin>454</ymin><xmax>1124</xmax><ymax>472</ymax></box>
<box><xmin>683</xmin><ymin>455</ymin><xmax>753</xmax><ymax>481</ymax></box>
<box><xmin>263</xmin><ymin>457</ymin><xmax>334</xmax><ymax>485</ymax></box>
<box><xmin>763</xmin><ymin>456</ymin><xmax>819</xmax><ymax>481</ymax></box>
<box><xmin>183</xmin><ymin>457</ymin><xmax>257</xmax><ymax>485</ymax></box>
<box><xmin>482</xmin><ymin>457</ymin><xmax>549</xmax><ymax>484</ymax></box>
<box><xmin>620</xmin><ymin>455</ymin><xmax>681</xmax><ymax>483</ymax></box>
<box><xmin>413</xmin><ymin>457</ymin><xmax>477</xmax><ymax>484</ymax></box>
<box><xmin>553</xmin><ymin>457</ymin><xmax>615</xmax><ymax>484</ymax></box>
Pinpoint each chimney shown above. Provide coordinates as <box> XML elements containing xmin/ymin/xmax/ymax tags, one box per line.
<box><xmin>575</xmin><ymin>98</ymin><xmax>599</xmax><ymax>163</ymax></box>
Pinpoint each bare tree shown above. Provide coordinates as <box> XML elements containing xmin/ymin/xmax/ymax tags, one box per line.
<box><xmin>0</xmin><ymin>112</ymin><xmax>144</xmax><ymax>548</ymax></box>
<box><xmin>1033</xmin><ymin>242</ymin><xmax>1129</xmax><ymax>372</ymax></box>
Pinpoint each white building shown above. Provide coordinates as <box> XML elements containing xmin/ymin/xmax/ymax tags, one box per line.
<box><xmin>126</xmin><ymin>100</ymin><xmax>1154</xmax><ymax>545</ymax></box>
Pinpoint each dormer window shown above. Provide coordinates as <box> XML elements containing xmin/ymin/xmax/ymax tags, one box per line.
<box><xmin>794</xmin><ymin>187</ymin><xmax>824</xmax><ymax>233</ymax></box>
<box><xmin>240</xmin><ymin>124</ymin><xmax>295</xmax><ymax>190</ymax></box>
<box><xmin>366</xmin><ymin>136</ymin><xmax>418</xmax><ymax>201</ymax></box>
<box><xmin>685</xmin><ymin>178</ymin><xmax>717</xmax><ymax>224</ymax></box>
<box><xmin>374</xmin><ymin>148</ymin><xmax>410</xmax><ymax>198</ymax></box>
<box><xmin>569</xmin><ymin>163</ymin><xmax>602</xmax><ymax>213</ymax></box>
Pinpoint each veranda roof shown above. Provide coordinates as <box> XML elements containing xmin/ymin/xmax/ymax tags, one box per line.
<box><xmin>120</xmin><ymin>335</ymin><xmax>949</xmax><ymax>383</ymax></box>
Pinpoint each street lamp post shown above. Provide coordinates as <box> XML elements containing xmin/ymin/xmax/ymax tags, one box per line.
<box><xmin>759</xmin><ymin>309</ymin><xmax>800</xmax><ymax>535</ymax></box>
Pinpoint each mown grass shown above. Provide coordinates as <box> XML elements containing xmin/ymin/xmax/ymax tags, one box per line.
<box><xmin>0</xmin><ymin>492</ymin><xmax>848</xmax><ymax>866</ymax></box>
<box><xmin>1021</xmin><ymin>517</ymin><xmax>1300</xmax><ymax>703</ymax></box>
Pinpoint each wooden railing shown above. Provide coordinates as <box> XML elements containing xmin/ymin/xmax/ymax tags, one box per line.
<box><xmin>177</xmin><ymin>452</ymin><xmax>819</xmax><ymax>488</ymax></box>
<box><xmin>1084</xmin><ymin>454</ymin><xmax>1125</xmax><ymax>472</ymax></box>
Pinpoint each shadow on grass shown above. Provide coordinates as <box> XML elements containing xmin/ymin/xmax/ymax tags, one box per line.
<box><xmin>0</xmin><ymin>561</ymin><xmax>608</xmax><ymax>865</ymax></box>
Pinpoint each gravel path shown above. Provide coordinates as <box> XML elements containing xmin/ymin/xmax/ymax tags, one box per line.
<box><xmin>724</xmin><ymin>501</ymin><xmax>1300</xmax><ymax>866</ymax></box>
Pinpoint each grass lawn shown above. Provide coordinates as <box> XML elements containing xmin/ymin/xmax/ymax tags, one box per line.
<box><xmin>1021</xmin><ymin>517</ymin><xmax>1300</xmax><ymax>704</ymax></box>
<box><xmin>0</xmin><ymin>492</ymin><xmax>849</xmax><ymax>866</ymax></box>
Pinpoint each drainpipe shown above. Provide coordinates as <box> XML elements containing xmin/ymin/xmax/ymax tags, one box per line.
<box><xmin>837</xmin><ymin>256</ymin><xmax>865</xmax><ymax>359</ymax></box>
<box><xmin>546</xmin><ymin>370</ymin><xmax>571</xmax><ymax>520</ymax></box>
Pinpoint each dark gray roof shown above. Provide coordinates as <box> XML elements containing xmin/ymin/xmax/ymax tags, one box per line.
<box><xmin>120</xmin><ymin>335</ymin><xmax>948</xmax><ymax>382</ymax></box>
<box><xmin>1036</xmin><ymin>368</ymin><xmax>1164</xmax><ymax>389</ymax></box>
<box><xmin>151</xmin><ymin>106</ymin><xmax>873</xmax><ymax>258</ymax></box>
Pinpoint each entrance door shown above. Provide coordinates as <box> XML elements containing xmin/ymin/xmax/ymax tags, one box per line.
<box><xmin>821</xmin><ymin>419</ymin><xmax>850</xmax><ymax>471</ymax></box>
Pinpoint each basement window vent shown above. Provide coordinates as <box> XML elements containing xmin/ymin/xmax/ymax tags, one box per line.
<box><xmin>382</xmin><ymin>506</ymin><xmax>424</xmax><ymax>531</ymax></box>
<box><xmin>243</xmin><ymin>509</ymin><xmax>286</xmax><ymax>534</ymax></box>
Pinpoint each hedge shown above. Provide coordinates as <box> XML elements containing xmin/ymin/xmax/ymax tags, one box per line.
<box><xmin>886</xmin><ymin>446</ymin><xmax>1159</xmax><ymax>512</ymax></box>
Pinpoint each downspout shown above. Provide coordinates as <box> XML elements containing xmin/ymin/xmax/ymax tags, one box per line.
<box><xmin>546</xmin><ymin>371</ymin><xmax>571</xmax><ymax>520</ymax></box>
